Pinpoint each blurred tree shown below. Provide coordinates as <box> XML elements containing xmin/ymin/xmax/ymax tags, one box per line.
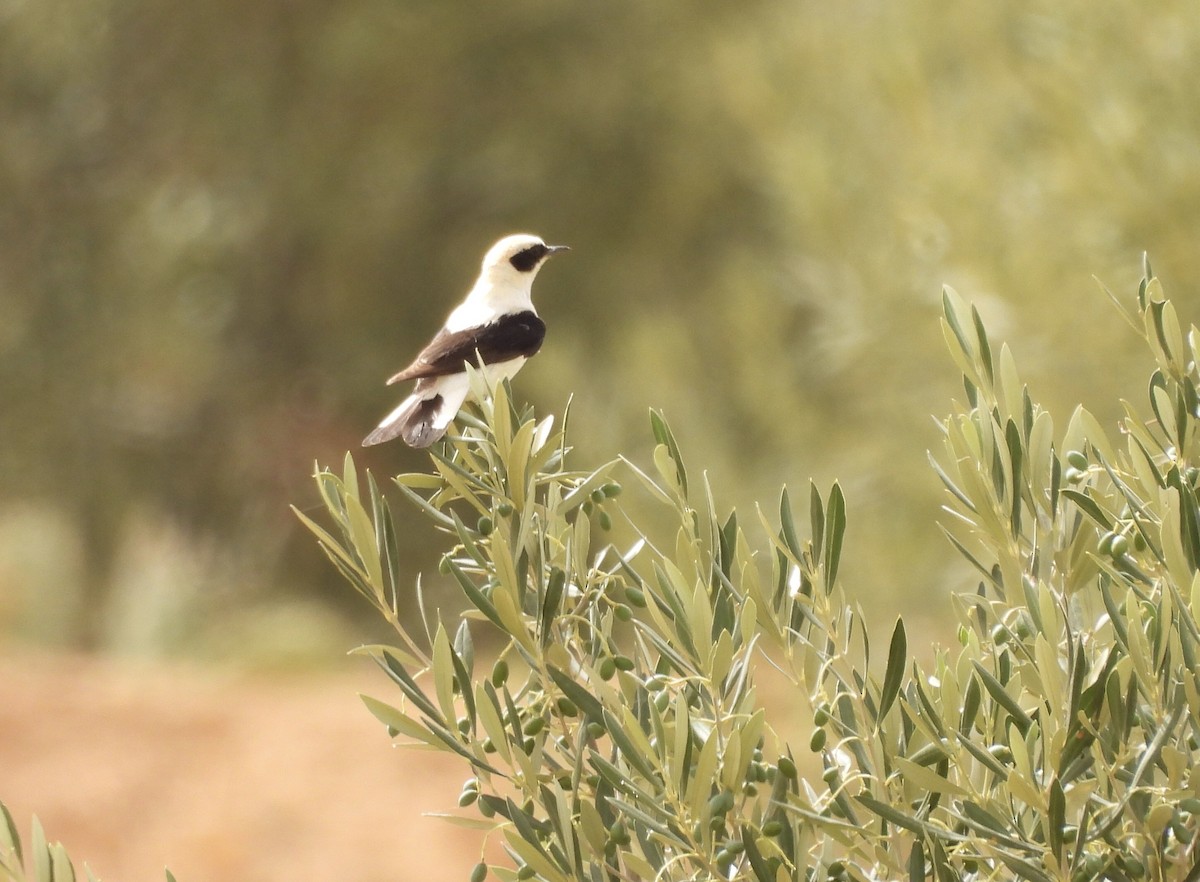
<box><xmin>1</xmin><ymin>0</ymin><xmax>1197</xmax><ymax>650</ymax></box>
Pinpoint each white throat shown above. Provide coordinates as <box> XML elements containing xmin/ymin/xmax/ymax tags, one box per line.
<box><xmin>445</xmin><ymin>275</ymin><xmax>537</xmax><ymax>332</ymax></box>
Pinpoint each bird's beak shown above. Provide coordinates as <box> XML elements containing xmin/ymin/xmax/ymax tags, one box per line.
<box><xmin>546</xmin><ymin>244</ymin><xmax>570</xmax><ymax>255</ymax></box>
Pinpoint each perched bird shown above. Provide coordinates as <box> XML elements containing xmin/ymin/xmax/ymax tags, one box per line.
<box><xmin>363</xmin><ymin>233</ymin><xmax>569</xmax><ymax>448</ymax></box>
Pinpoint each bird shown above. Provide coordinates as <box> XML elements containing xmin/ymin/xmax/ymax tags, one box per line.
<box><xmin>362</xmin><ymin>233</ymin><xmax>569</xmax><ymax>448</ymax></box>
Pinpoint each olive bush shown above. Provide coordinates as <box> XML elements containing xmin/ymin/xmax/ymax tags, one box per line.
<box><xmin>0</xmin><ymin>804</ymin><xmax>176</xmax><ymax>882</ymax></box>
<box><xmin>300</xmin><ymin>260</ymin><xmax>1200</xmax><ymax>882</ymax></box>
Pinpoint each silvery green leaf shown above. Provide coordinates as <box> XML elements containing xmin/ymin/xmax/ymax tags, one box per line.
<box><xmin>878</xmin><ymin>617</ymin><xmax>907</xmax><ymax>723</ymax></box>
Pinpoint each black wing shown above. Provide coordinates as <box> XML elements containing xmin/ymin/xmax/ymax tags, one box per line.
<box><xmin>387</xmin><ymin>310</ymin><xmax>546</xmax><ymax>384</ymax></box>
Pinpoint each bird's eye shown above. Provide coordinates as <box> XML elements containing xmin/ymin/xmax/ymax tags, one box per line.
<box><xmin>509</xmin><ymin>244</ymin><xmax>548</xmax><ymax>272</ymax></box>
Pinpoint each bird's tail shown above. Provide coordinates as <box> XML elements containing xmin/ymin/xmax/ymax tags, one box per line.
<box><xmin>362</xmin><ymin>377</ymin><xmax>470</xmax><ymax>448</ymax></box>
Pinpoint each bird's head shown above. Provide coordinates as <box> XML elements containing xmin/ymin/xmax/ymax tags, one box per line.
<box><xmin>480</xmin><ymin>234</ymin><xmax>570</xmax><ymax>286</ymax></box>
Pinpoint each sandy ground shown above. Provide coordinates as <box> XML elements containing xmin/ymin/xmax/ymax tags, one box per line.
<box><xmin>0</xmin><ymin>651</ymin><xmax>484</xmax><ymax>882</ymax></box>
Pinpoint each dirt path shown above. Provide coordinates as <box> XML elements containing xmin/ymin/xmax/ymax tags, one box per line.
<box><xmin>0</xmin><ymin>652</ymin><xmax>482</xmax><ymax>881</ymax></box>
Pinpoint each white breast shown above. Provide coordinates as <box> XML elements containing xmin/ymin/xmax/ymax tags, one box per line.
<box><xmin>445</xmin><ymin>280</ymin><xmax>534</xmax><ymax>333</ymax></box>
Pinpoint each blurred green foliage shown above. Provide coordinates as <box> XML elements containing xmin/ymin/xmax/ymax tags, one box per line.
<box><xmin>2</xmin><ymin>0</ymin><xmax>1198</xmax><ymax>651</ymax></box>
